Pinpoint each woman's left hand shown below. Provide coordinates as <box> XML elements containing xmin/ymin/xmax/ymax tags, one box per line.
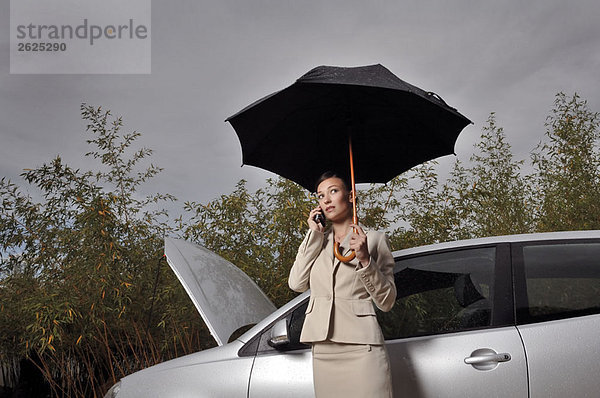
<box><xmin>348</xmin><ymin>224</ymin><xmax>370</xmax><ymax>266</ymax></box>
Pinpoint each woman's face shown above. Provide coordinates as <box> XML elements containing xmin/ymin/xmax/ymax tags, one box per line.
<box><xmin>316</xmin><ymin>177</ymin><xmax>352</xmax><ymax>222</ymax></box>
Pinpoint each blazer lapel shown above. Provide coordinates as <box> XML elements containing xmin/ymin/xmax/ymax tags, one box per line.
<box><xmin>324</xmin><ymin>230</ymin><xmax>334</xmax><ymax>260</ymax></box>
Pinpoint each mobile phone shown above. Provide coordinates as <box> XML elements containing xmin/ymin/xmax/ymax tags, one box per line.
<box><xmin>314</xmin><ymin>210</ymin><xmax>326</xmax><ymax>227</ymax></box>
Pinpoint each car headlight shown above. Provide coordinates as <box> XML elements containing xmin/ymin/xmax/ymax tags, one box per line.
<box><xmin>104</xmin><ymin>381</ymin><xmax>121</xmax><ymax>398</ymax></box>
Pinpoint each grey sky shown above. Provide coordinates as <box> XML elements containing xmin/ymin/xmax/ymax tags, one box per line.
<box><xmin>1</xmin><ymin>0</ymin><xmax>599</xmax><ymax>216</ymax></box>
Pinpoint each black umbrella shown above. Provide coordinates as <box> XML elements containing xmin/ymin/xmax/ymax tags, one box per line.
<box><xmin>226</xmin><ymin>64</ymin><xmax>471</xmax><ymax>260</ymax></box>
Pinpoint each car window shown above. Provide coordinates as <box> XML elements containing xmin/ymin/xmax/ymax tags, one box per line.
<box><xmin>377</xmin><ymin>247</ymin><xmax>496</xmax><ymax>340</ymax></box>
<box><xmin>517</xmin><ymin>242</ymin><xmax>600</xmax><ymax>324</ymax></box>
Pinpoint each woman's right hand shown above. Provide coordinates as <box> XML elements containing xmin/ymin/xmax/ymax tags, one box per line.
<box><xmin>308</xmin><ymin>206</ymin><xmax>325</xmax><ymax>232</ymax></box>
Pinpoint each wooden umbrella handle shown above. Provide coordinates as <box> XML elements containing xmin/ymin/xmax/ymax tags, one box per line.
<box><xmin>334</xmin><ymin>241</ymin><xmax>356</xmax><ymax>262</ymax></box>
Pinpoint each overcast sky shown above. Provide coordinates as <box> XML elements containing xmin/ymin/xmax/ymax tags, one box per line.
<box><xmin>1</xmin><ymin>0</ymin><xmax>599</xmax><ymax>217</ymax></box>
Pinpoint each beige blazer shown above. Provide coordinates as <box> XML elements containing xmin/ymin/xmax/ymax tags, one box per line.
<box><xmin>288</xmin><ymin>226</ymin><xmax>396</xmax><ymax>345</ymax></box>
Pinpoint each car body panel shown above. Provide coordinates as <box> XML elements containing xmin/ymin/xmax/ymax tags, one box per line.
<box><xmin>164</xmin><ymin>237</ymin><xmax>276</xmax><ymax>346</ymax></box>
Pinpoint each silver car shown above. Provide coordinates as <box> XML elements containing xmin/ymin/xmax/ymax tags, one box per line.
<box><xmin>105</xmin><ymin>230</ymin><xmax>600</xmax><ymax>397</ymax></box>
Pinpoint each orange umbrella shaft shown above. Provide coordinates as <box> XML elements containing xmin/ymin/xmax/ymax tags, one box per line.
<box><xmin>332</xmin><ymin>136</ymin><xmax>359</xmax><ymax>262</ymax></box>
<box><xmin>349</xmin><ymin>137</ymin><xmax>358</xmax><ymax>227</ymax></box>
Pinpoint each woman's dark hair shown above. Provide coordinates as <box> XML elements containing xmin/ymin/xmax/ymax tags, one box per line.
<box><xmin>314</xmin><ymin>171</ymin><xmax>351</xmax><ymax>194</ymax></box>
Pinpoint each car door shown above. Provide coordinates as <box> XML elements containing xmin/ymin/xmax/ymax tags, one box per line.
<box><xmin>379</xmin><ymin>244</ymin><xmax>529</xmax><ymax>397</ymax></box>
<box><xmin>512</xmin><ymin>239</ymin><xmax>600</xmax><ymax>398</ymax></box>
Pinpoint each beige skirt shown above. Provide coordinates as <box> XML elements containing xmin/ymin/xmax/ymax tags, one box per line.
<box><xmin>311</xmin><ymin>341</ymin><xmax>393</xmax><ymax>398</ymax></box>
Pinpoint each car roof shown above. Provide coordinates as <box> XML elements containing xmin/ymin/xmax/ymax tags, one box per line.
<box><xmin>392</xmin><ymin>230</ymin><xmax>600</xmax><ymax>258</ymax></box>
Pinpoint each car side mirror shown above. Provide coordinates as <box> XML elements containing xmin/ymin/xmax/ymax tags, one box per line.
<box><xmin>268</xmin><ymin>318</ymin><xmax>290</xmax><ymax>348</ymax></box>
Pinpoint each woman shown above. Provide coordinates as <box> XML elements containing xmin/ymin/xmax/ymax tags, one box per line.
<box><xmin>288</xmin><ymin>171</ymin><xmax>397</xmax><ymax>398</ymax></box>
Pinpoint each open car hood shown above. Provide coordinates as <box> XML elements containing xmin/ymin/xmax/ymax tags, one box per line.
<box><xmin>164</xmin><ymin>238</ymin><xmax>276</xmax><ymax>346</ymax></box>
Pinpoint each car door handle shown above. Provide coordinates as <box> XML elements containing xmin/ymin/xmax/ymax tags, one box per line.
<box><xmin>464</xmin><ymin>349</ymin><xmax>511</xmax><ymax>370</ymax></box>
<box><xmin>464</xmin><ymin>353</ymin><xmax>511</xmax><ymax>365</ymax></box>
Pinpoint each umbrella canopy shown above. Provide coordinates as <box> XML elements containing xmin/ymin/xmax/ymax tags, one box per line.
<box><xmin>226</xmin><ymin>64</ymin><xmax>471</xmax><ymax>192</ymax></box>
